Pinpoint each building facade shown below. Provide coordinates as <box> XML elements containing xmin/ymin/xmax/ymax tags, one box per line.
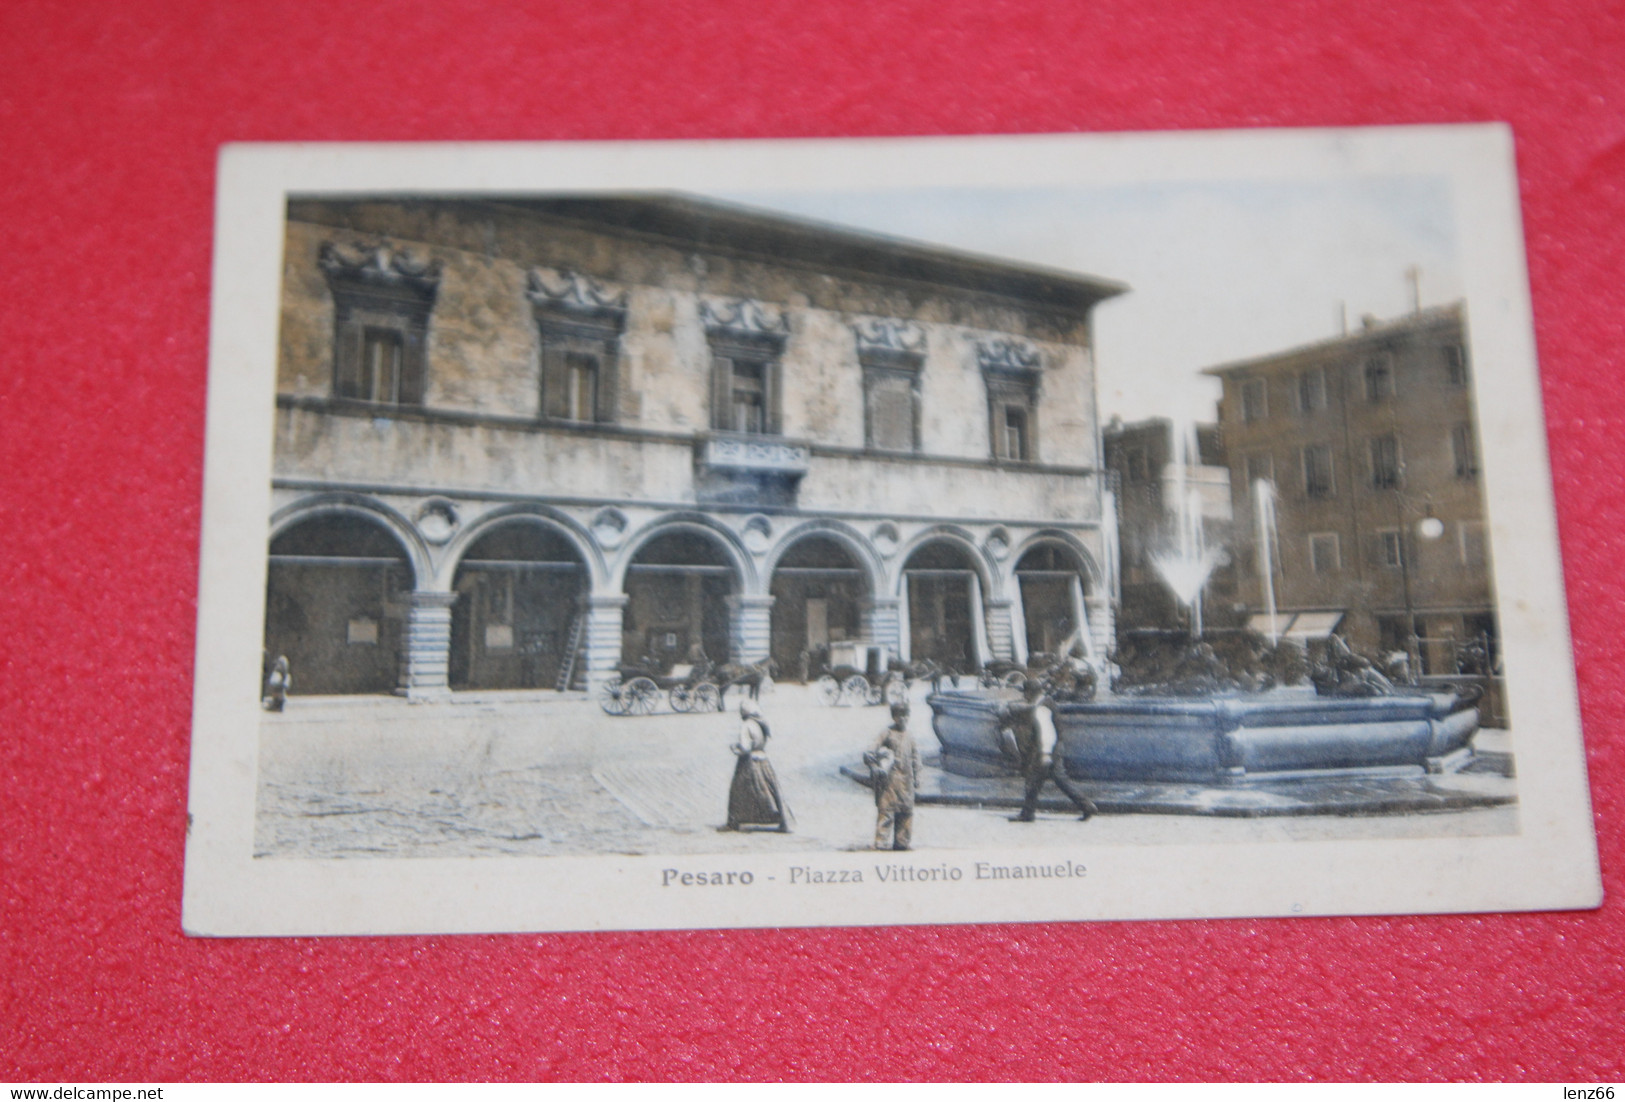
<box><xmin>1102</xmin><ymin>417</ymin><xmax>1234</xmax><ymax>634</ymax></box>
<box><xmin>265</xmin><ymin>197</ymin><xmax>1126</xmax><ymax>697</ymax></box>
<box><xmin>1203</xmin><ymin>304</ymin><xmax>1498</xmax><ymax>674</ymax></box>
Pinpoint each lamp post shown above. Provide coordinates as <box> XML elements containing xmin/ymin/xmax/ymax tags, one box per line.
<box><xmin>1393</xmin><ymin>472</ymin><xmax>1444</xmax><ymax>684</ymax></box>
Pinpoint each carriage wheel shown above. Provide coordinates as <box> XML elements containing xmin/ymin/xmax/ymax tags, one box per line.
<box><xmin>815</xmin><ymin>675</ymin><xmax>841</xmax><ymax>706</ymax></box>
<box><xmin>624</xmin><ymin>676</ymin><xmax>660</xmax><ymax>716</ymax></box>
<box><xmin>883</xmin><ymin>677</ymin><xmax>909</xmax><ymax>707</ymax></box>
<box><xmin>1003</xmin><ymin>670</ymin><xmax>1028</xmax><ymax>691</ymax></box>
<box><xmin>669</xmin><ymin>684</ymin><xmax>693</xmax><ymax>713</ymax></box>
<box><xmin>864</xmin><ymin>679</ymin><xmax>885</xmax><ymax>706</ymax></box>
<box><xmin>599</xmin><ymin>678</ymin><xmax>628</xmax><ymax>715</ymax></box>
<box><xmin>841</xmin><ymin>674</ymin><xmax>870</xmax><ymax>706</ymax></box>
<box><xmin>693</xmin><ymin>682</ymin><xmax>721</xmax><ymax>712</ymax></box>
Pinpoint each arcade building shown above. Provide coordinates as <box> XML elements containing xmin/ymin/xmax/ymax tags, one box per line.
<box><xmin>264</xmin><ymin>196</ymin><xmax>1126</xmax><ymax>698</ymax></box>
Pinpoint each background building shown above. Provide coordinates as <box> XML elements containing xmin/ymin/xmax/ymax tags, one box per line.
<box><xmin>265</xmin><ymin>196</ymin><xmax>1126</xmax><ymax>697</ymax></box>
<box><xmin>1102</xmin><ymin>416</ymin><xmax>1234</xmax><ymax>634</ymax></box>
<box><xmin>1204</xmin><ymin>303</ymin><xmax>1499</xmax><ymax>682</ymax></box>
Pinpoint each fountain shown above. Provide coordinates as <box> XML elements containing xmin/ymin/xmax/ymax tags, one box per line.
<box><xmin>925</xmin><ymin>423</ymin><xmax>1485</xmax><ymax>792</ymax></box>
<box><xmin>1149</xmin><ymin>418</ymin><xmax>1218</xmax><ymax>638</ymax></box>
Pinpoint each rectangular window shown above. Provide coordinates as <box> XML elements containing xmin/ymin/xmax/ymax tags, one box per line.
<box><xmin>324</xmin><ymin>241</ymin><xmax>438</xmax><ymax>406</ymax></box>
<box><xmin>354</xmin><ymin>328</ymin><xmax>404</xmax><ymax>403</ymax></box>
<box><xmin>730</xmin><ymin>358</ymin><xmax>768</xmax><ymax>434</ymax></box>
<box><xmin>543</xmin><ymin>342</ymin><xmax>618</xmax><ymax>424</ymax></box>
<box><xmin>1241</xmin><ymin>378</ymin><xmax>1267</xmax><ymax>423</ymax></box>
<box><xmin>1445</xmin><ymin>344</ymin><xmax>1469</xmax><ymax>387</ymax></box>
<box><xmin>1126</xmin><ymin>447</ymin><xmax>1150</xmax><ymax>483</ymax></box>
<box><xmin>1364</xmin><ymin>354</ymin><xmax>1395</xmax><ymax>402</ymax></box>
<box><xmin>1245</xmin><ymin>452</ymin><xmax>1274</xmax><ymax>488</ymax></box>
<box><xmin>1309</xmin><ymin>532</ymin><xmax>1341</xmax><ymax>574</ymax></box>
<box><xmin>864</xmin><ymin>369</ymin><xmax>918</xmax><ymax>452</ymax></box>
<box><xmin>1378</xmin><ymin>528</ymin><xmax>1404</xmax><ymax>569</ymax></box>
<box><xmin>1000</xmin><ymin>406</ymin><xmax>1030</xmax><ymax>461</ymax></box>
<box><xmin>1453</xmin><ymin>422</ymin><xmax>1479</xmax><ymax>479</ymax></box>
<box><xmin>1302</xmin><ymin>445</ymin><xmax>1334</xmax><ymax>499</ymax></box>
<box><xmin>1369</xmin><ymin>433</ymin><xmax>1401</xmax><ymax>490</ymax></box>
<box><xmin>565</xmin><ymin>351</ymin><xmax>598</xmax><ymax>422</ymax></box>
<box><xmin>1460</xmin><ymin>520</ymin><xmax>1488</xmax><ymax>567</ymax></box>
<box><xmin>1298</xmin><ymin>368</ymin><xmax>1326</xmax><ymax>413</ymax></box>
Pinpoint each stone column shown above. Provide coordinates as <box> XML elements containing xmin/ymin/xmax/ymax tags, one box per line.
<box><xmin>582</xmin><ymin>594</ymin><xmax>629</xmax><ymax>690</ymax></box>
<box><xmin>861</xmin><ymin>596</ymin><xmax>903</xmax><ymax>664</ymax></box>
<box><xmin>398</xmin><ymin>590</ymin><xmax>458</xmax><ymax>702</ymax></box>
<box><xmin>984</xmin><ymin>597</ymin><xmax>1016</xmax><ymax>663</ymax></box>
<box><xmin>1086</xmin><ymin>591</ymin><xmax>1115</xmax><ymax>665</ymax></box>
<box><xmin>725</xmin><ymin>595</ymin><xmax>775</xmax><ymax>664</ymax></box>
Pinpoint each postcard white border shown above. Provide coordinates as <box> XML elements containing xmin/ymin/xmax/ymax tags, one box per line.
<box><xmin>183</xmin><ymin>126</ymin><xmax>1601</xmax><ymax>936</ymax></box>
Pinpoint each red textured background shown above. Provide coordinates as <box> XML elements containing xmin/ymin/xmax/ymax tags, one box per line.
<box><xmin>2</xmin><ymin>0</ymin><xmax>1621</xmax><ymax>1081</ymax></box>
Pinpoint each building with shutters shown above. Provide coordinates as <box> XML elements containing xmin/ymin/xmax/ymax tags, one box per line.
<box><xmin>1202</xmin><ymin>303</ymin><xmax>1500</xmax><ymax>680</ymax></box>
<box><xmin>264</xmin><ymin>196</ymin><xmax>1127</xmax><ymax>698</ymax></box>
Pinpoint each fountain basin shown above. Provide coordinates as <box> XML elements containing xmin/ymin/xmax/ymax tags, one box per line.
<box><xmin>928</xmin><ymin>688</ymin><xmax>1480</xmax><ymax>784</ymax></box>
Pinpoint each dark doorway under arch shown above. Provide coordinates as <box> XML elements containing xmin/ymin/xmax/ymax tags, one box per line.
<box><xmin>902</xmin><ymin>541</ymin><xmax>982</xmax><ymax>671</ymax></box>
<box><xmin>265</xmin><ymin>513</ymin><xmax>413</xmax><ymax>696</ymax></box>
<box><xmin>1015</xmin><ymin>543</ymin><xmax>1090</xmax><ymax>659</ymax></box>
<box><xmin>623</xmin><ymin>530</ymin><xmax>737</xmax><ymax>669</ymax></box>
<box><xmin>450</xmin><ymin>522</ymin><xmax>587</xmax><ymax>691</ymax></box>
<box><xmin>769</xmin><ymin>536</ymin><xmax>868</xmax><ymax>680</ymax></box>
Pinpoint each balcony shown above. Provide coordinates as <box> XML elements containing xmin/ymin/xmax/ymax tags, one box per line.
<box><xmin>694</xmin><ymin>432</ymin><xmax>810</xmax><ymax>506</ymax></box>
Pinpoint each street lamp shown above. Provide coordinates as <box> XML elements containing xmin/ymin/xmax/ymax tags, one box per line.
<box><xmin>1395</xmin><ymin>484</ymin><xmax>1444</xmax><ymax>684</ymax></box>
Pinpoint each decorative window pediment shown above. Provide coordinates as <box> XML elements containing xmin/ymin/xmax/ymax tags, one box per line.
<box><xmin>976</xmin><ymin>337</ymin><xmax>1042</xmax><ymax>376</ymax></box>
<box><xmin>701</xmin><ymin>298</ymin><xmax>789</xmax><ymax>342</ymax></box>
<box><xmin>704</xmin><ymin>299</ymin><xmax>787</xmax><ymax>436</ymax></box>
<box><xmin>320</xmin><ymin>240</ymin><xmax>441</xmax><ymax>406</ymax></box>
<box><xmin>526</xmin><ymin>269</ymin><xmax>625</xmax><ymax>425</ymax></box>
<box><xmin>854</xmin><ymin>318</ymin><xmax>925</xmax><ymax>453</ymax></box>
<box><xmin>526</xmin><ymin>268</ymin><xmax>628</xmax><ymax>321</ymax></box>
<box><xmin>977</xmin><ymin>337</ymin><xmax>1041</xmax><ymax>462</ymax></box>
<box><xmin>319</xmin><ymin>241</ymin><xmax>443</xmax><ymax>297</ymax></box>
<box><xmin>853</xmin><ymin>318</ymin><xmax>926</xmax><ymax>359</ymax></box>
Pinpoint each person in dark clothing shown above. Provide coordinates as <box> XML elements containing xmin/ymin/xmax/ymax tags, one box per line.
<box><xmin>865</xmin><ymin>700</ymin><xmax>922</xmax><ymax>850</ymax></box>
<box><xmin>1002</xmin><ymin>678</ymin><xmax>1097</xmax><ymax>822</ymax></box>
<box><xmin>722</xmin><ymin>698</ymin><xmax>792</xmax><ymax>832</ymax></box>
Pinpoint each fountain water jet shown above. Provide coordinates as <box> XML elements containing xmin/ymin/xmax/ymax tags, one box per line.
<box><xmin>1149</xmin><ymin>418</ymin><xmax>1218</xmax><ymax>637</ymax></box>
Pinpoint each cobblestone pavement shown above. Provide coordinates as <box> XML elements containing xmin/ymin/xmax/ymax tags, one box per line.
<box><xmin>255</xmin><ymin>684</ymin><xmax>1518</xmax><ymax>859</ymax></box>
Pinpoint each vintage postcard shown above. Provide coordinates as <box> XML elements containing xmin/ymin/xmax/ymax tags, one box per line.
<box><xmin>183</xmin><ymin>127</ymin><xmax>1601</xmax><ymax>935</ymax></box>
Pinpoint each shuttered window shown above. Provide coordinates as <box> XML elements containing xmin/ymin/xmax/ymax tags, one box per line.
<box><xmin>865</xmin><ymin>370</ymin><xmax>917</xmax><ymax>452</ymax></box>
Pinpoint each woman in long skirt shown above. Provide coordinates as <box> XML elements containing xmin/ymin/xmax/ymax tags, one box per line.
<box><xmin>724</xmin><ymin>698</ymin><xmax>792</xmax><ymax>832</ymax></box>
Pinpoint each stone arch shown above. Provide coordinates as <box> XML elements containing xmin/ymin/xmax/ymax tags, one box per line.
<box><xmin>618</xmin><ymin>518</ymin><xmax>750</xmax><ymax>667</ymax></box>
<box><xmin>765</xmin><ymin>523</ymin><xmax>882</xmax><ymax>678</ymax></box>
<box><xmin>762</xmin><ymin>518</ymin><xmax>886</xmax><ymax>595</ymax></box>
<box><xmin>1009</xmin><ymin>531</ymin><xmax>1101</xmax><ymax>664</ymax></box>
<box><xmin>441</xmin><ymin>504</ymin><xmax>604</xmax><ymax>591</ymax></box>
<box><xmin>612</xmin><ymin>512</ymin><xmax>757</xmax><ymax>592</ymax></box>
<box><xmin>264</xmin><ymin>500</ymin><xmax>421</xmax><ymax>696</ymax></box>
<box><xmin>270</xmin><ymin>492</ymin><xmax>431</xmax><ymax>589</ymax></box>
<box><xmin>1009</xmin><ymin>529</ymin><xmax>1102</xmax><ymax>589</ymax></box>
<box><xmin>444</xmin><ymin>513</ymin><xmax>593</xmax><ymax>692</ymax></box>
<box><xmin>892</xmin><ymin>526</ymin><xmax>995</xmax><ymax>599</ymax></box>
<box><xmin>896</xmin><ymin>530</ymin><xmax>997</xmax><ymax>671</ymax></box>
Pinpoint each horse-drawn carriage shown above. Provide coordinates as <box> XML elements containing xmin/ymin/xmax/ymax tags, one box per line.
<box><xmin>813</xmin><ymin>642</ymin><xmax>904</xmax><ymax>707</ymax></box>
<box><xmin>598</xmin><ymin>657</ymin><xmax>719</xmax><ymax>715</ymax></box>
<box><xmin>598</xmin><ymin>655</ymin><xmax>776</xmax><ymax>716</ymax></box>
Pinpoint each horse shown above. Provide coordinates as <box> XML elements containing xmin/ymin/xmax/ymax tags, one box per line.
<box><xmin>716</xmin><ymin>657</ymin><xmax>778</xmax><ymax>708</ymax></box>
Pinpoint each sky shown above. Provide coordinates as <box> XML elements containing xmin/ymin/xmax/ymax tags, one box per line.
<box><xmin>717</xmin><ymin>177</ymin><xmax>1463</xmax><ymax>426</ymax></box>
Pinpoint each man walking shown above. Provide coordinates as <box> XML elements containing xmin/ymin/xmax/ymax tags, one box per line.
<box><xmin>1004</xmin><ymin>678</ymin><xmax>1097</xmax><ymax>822</ymax></box>
<box><xmin>866</xmin><ymin>700</ymin><xmax>922</xmax><ymax>851</ymax></box>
